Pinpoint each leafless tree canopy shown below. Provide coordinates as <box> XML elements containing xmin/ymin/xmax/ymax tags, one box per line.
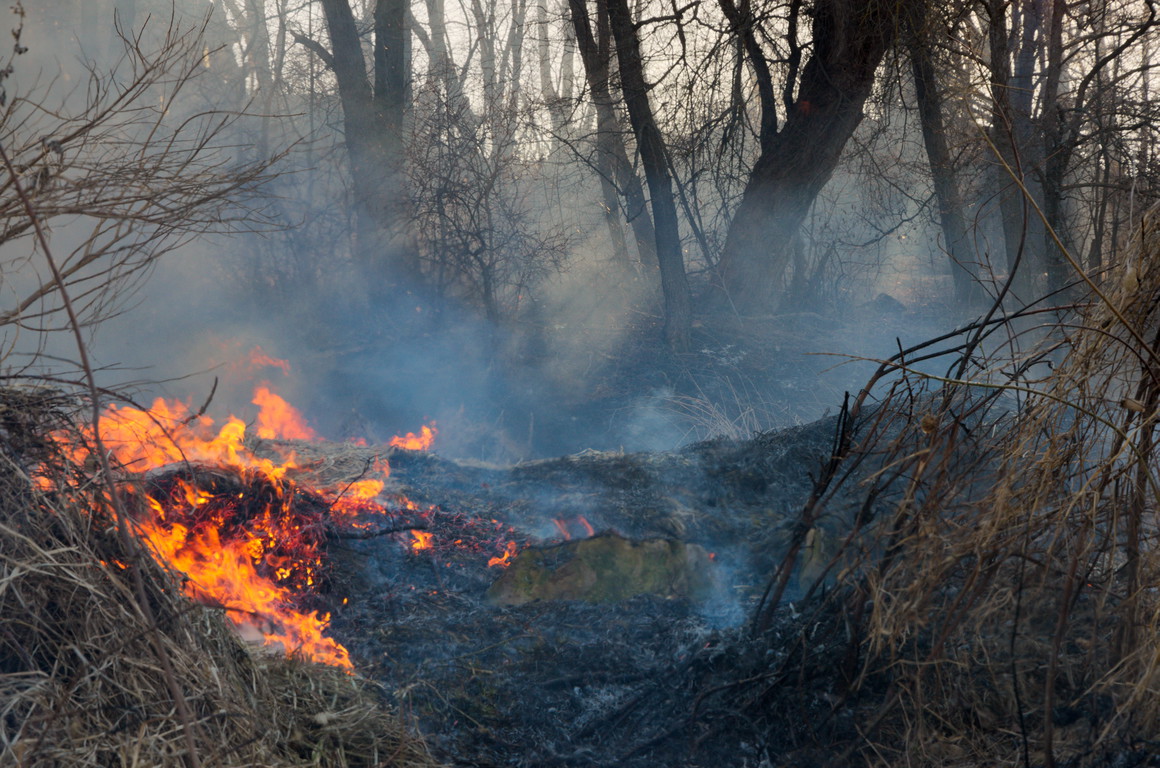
<box><xmin>0</xmin><ymin>9</ymin><xmax>280</xmax><ymax>339</ymax></box>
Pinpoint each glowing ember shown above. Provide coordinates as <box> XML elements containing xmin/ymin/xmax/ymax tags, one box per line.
<box><xmin>552</xmin><ymin>516</ymin><xmax>596</xmax><ymax>540</ymax></box>
<box><xmin>410</xmin><ymin>530</ymin><xmax>434</xmax><ymax>551</ymax></box>
<box><xmin>389</xmin><ymin>423</ymin><xmax>437</xmax><ymax>451</ymax></box>
<box><xmin>488</xmin><ymin>541</ymin><xmax>518</xmax><ymax>568</ymax></box>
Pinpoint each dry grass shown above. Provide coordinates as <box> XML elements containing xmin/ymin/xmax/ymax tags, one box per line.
<box><xmin>800</xmin><ymin>206</ymin><xmax>1160</xmax><ymax>765</ymax></box>
<box><xmin>0</xmin><ymin>390</ymin><xmax>438</xmax><ymax>768</ymax></box>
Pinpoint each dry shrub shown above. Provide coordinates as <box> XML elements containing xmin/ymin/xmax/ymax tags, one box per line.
<box><xmin>0</xmin><ymin>389</ymin><xmax>438</xmax><ymax>768</ymax></box>
<box><xmin>834</xmin><ymin>206</ymin><xmax>1160</xmax><ymax>765</ymax></box>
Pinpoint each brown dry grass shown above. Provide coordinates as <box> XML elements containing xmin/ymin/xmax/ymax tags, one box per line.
<box><xmin>813</xmin><ymin>206</ymin><xmax>1160</xmax><ymax>765</ymax></box>
<box><xmin>0</xmin><ymin>390</ymin><xmax>439</xmax><ymax>768</ymax></box>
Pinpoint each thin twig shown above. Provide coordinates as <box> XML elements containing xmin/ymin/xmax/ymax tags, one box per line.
<box><xmin>0</xmin><ymin>136</ymin><xmax>203</xmax><ymax>768</ymax></box>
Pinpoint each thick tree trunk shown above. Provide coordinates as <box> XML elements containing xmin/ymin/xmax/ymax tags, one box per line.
<box><xmin>715</xmin><ymin>0</ymin><xmax>897</xmax><ymax>314</ymax></box>
<box><xmin>317</xmin><ymin>0</ymin><xmax>415</xmax><ymax>290</ymax></box>
<box><xmin>374</xmin><ymin>0</ymin><xmax>409</xmax><ymax>139</ymax></box>
<box><xmin>374</xmin><ymin>0</ymin><xmax>420</xmax><ymax>279</ymax></box>
<box><xmin>907</xmin><ymin>16</ymin><xmax>982</xmax><ymax>308</ymax></box>
<box><xmin>604</xmin><ymin>0</ymin><xmax>691</xmax><ymax>351</ymax></box>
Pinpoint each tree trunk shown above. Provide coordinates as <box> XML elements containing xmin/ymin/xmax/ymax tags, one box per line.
<box><xmin>1039</xmin><ymin>0</ymin><xmax>1070</xmax><ymax>299</ymax></box>
<box><xmin>317</xmin><ymin>0</ymin><xmax>415</xmax><ymax>291</ymax></box>
<box><xmin>548</xmin><ymin>0</ymin><xmax>627</xmax><ymax>263</ymax></box>
<box><xmin>374</xmin><ymin>0</ymin><xmax>420</xmax><ymax>279</ymax></box>
<box><xmin>241</xmin><ymin>0</ymin><xmax>274</xmax><ymax>158</ymax></box>
<box><xmin>604</xmin><ymin>0</ymin><xmax>691</xmax><ymax>351</ymax></box>
<box><xmin>715</xmin><ymin>0</ymin><xmax>897</xmax><ymax>314</ymax></box>
<box><xmin>907</xmin><ymin>13</ymin><xmax>982</xmax><ymax>308</ymax></box>
<box><xmin>567</xmin><ymin>0</ymin><xmax>658</xmax><ymax>268</ymax></box>
<box><xmin>988</xmin><ymin>0</ymin><xmax>1046</xmax><ymax>305</ymax></box>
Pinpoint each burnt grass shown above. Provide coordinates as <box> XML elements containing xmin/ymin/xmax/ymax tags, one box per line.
<box><xmin>325</xmin><ymin>413</ymin><xmax>896</xmax><ymax>768</ymax></box>
<box><xmin>313</xmin><ymin>305</ymin><xmax>1150</xmax><ymax>766</ymax></box>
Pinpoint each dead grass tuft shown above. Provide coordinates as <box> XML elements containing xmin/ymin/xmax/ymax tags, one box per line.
<box><xmin>814</xmin><ymin>205</ymin><xmax>1160</xmax><ymax>765</ymax></box>
<box><xmin>0</xmin><ymin>388</ymin><xmax>438</xmax><ymax>768</ymax></box>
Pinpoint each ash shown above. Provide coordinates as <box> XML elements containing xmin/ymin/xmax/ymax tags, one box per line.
<box><xmin>323</xmin><ymin>411</ymin><xmax>886</xmax><ymax>767</ymax></box>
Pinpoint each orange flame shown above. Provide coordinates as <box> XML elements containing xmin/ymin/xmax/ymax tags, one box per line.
<box><xmin>252</xmin><ymin>386</ymin><xmax>316</xmax><ymax>440</ymax></box>
<box><xmin>345</xmin><ymin>479</ymin><xmax>385</xmax><ymax>500</ymax></box>
<box><xmin>137</xmin><ymin>509</ymin><xmax>350</xmax><ymax>668</ymax></box>
<box><xmin>552</xmin><ymin>516</ymin><xmax>595</xmax><ymax>540</ymax></box>
<box><xmin>51</xmin><ymin>387</ymin><xmax>516</xmax><ymax>669</ymax></box>
<box><xmin>389</xmin><ymin>423</ymin><xmax>437</xmax><ymax>451</ymax></box>
<box><xmin>326</xmin><ymin>478</ymin><xmax>387</xmax><ymax>524</ymax></box>
<box><xmin>249</xmin><ymin>346</ymin><xmax>292</xmax><ymax>376</ymax></box>
<box><xmin>86</xmin><ymin>399</ymin><xmax>290</xmax><ymax>481</ymax></box>
<box><xmin>487</xmin><ymin>541</ymin><xmax>518</xmax><ymax>568</ymax></box>
<box><xmin>56</xmin><ymin>387</ymin><xmax>355</xmax><ymax>667</ymax></box>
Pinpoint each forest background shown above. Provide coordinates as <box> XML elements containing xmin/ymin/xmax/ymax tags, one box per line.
<box><xmin>8</xmin><ymin>0</ymin><xmax>1159</xmax><ymax>461</ymax></box>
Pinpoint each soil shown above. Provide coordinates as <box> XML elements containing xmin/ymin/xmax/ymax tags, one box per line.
<box><xmin>316</xmin><ymin>411</ymin><xmax>893</xmax><ymax>767</ymax></box>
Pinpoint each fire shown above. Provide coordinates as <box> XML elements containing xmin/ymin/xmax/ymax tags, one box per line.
<box><xmin>50</xmin><ymin>384</ymin><xmax>515</xmax><ymax>670</ymax></box>
<box><xmin>345</xmin><ymin>478</ymin><xmax>385</xmax><ymax>500</ymax></box>
<box><xmin>80</xmin><ymin>398</ymin><xmax>292</xmax><ymax>481</ymax></box>
<box><xmin>136</xmin><ymin>495</ymin><xmax>350</xmax><ymax>668</ymax></box>
<box><xmin>389</xmin><ymin>423</ymin><xmax>437</xmax><ymax>451</ymax></box>
<box><xmin>552</xmin><ymin>516</ymin><xmax>595</xmax><ymax>540</ymax></box>
<box><xmin>488</xmin><ymin>541</ymin><xmax>517</xmax><ymax>568</ymax></box>
<box><xmin>252</xmin><ymin>385</ymin><xmax>316</xmax><ymax>440</ymax></box>
<box><xmin>53</xmin><ymin>387</ymin><xmax>371</xmax><ymax>668</ymax></box>
<box><xmin>248</xmin><ymin>346</ymin><xmax>292</xmax><ymax>376</ymax></box>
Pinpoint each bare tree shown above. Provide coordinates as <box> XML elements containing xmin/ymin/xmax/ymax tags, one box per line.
<box><xmin>408</xmin><ymin>82</ymin><xmax>574</xmax><ymax>322</ymax></box>
<box><xmin>310</xmin><ymin>0</ymin><xmax>416</xmax><ymax>295</ymax></box>
<box><xmin>906</xmin><ymin>5</ymin><xmax>983</xmax><ymax>308</ymax></box>
<box><xmin>714</xmin><ymin>0</ymin><xmax>903</xmax><ymax>314</ymax></box>
<box><xmin>0</xmin><ymin>11</ymin><xmax>278</xmax><ymax>336</ymax></box>
<box><xmin>602</xmin><ymin>0</ymin><xmax>693</xmax><ymax>351</ymax></box>
<box><xmin>566</xmin><ymin>0</ymin><xmax>659</xmax><ymax>269</ymax></box>
<box><xmin>924</xmin><ymin>0</ymin><xmax>1160</xmax><ymax>305</ymax></box>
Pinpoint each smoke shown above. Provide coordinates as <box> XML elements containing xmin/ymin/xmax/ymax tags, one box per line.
<box><xmin>5</xmin><ymin>0</ymin><xmax>982</xmax><ymax>468</ymax></box>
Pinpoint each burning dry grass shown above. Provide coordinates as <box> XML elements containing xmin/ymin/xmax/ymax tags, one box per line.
<box><xmin>777</xmin><ymin>206</ymin><xmax>1160</xmax><ymax>765</ymax></box>
<box><xmin>0</xmin><ymin>392</ymin><xmax>437</xmax><ymax>768</ymax></box>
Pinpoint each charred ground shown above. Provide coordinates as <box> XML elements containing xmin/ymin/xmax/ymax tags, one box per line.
<box><xmin>304</xmin><ymin>409</ymin><xmax>915</xmax><ymax>767</ymax></box>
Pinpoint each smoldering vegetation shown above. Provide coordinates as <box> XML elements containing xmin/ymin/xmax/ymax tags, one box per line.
<box><xmin>4</xmin><ymin>1</ymin><xmax>1160</xmax><ymax>767</ymax></box>
<box><xmin>310</xmin><ymin>210</ymin><xmax>1160</xmax><ymax>766</ymax></box>
<box><xmin>0</xmin><ymin>390</ymin><xmax>438</xmax><ymax>768</ymax></box>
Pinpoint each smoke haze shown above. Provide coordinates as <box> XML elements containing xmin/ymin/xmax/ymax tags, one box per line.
<box><xmin>6</xmin><ymin>0</ymin><xmax>995</xmax><ymax>464</ymax></box>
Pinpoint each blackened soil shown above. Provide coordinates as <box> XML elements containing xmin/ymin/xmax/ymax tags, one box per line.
<box><xmin>323</xmin><ymin>413</ymin><xmax>892</xmax><ymax>767</ymax></box>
